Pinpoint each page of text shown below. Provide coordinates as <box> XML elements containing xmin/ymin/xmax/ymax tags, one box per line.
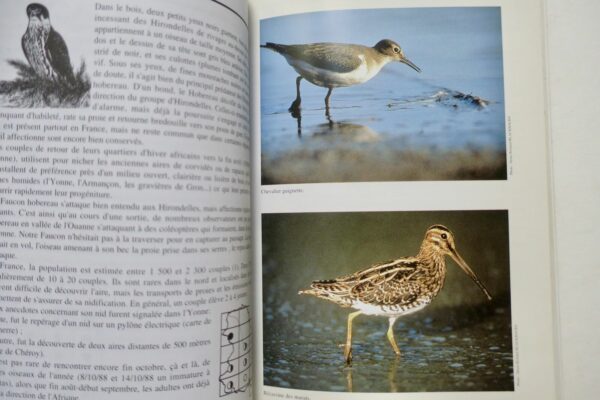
<box><xmin>0</xmin><ymin>0</ymin><xmax>251</xmax><ymax>399</ymax></box>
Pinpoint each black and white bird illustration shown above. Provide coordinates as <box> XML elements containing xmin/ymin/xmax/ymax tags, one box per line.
<box><xmin>21</xmin><ymin>3</ymin><xmax>75</xmax><ymax>86</ymax></box>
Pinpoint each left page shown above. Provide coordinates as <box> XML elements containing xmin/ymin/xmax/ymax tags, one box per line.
<box><xmin>0</xmin><ymin>1</ymin><xmax>251</xmax><ymax>399</ymax></box>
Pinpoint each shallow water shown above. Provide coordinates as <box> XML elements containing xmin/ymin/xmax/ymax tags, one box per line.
<box><xmin>260</xmin><ymin>8</ymin><xmax>506</xmax><ymax>184</ymax></box>
<box><xmin>261</xmin><ymin>212</ymin><xmax>513</xmax><ymax>393</ymax></box>
<box><xmin>263</xmin><ymin>302</ymin><xmax>513</xmax><ymax>392</ymax></box>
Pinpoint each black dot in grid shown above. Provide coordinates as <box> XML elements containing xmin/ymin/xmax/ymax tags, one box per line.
<box><xmin>227</xmin><ymin>332</ymin><xmax>234</xmax><ymax>341</ymax></box>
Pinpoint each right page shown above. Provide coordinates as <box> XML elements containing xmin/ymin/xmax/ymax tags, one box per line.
<box><xmin>250</xmin><ymin>0</ymin><xmax>556</xmax><ymax>399</ymax></box>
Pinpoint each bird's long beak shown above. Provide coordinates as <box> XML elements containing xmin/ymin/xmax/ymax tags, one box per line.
<box><xmin>449</xmin><ymin>247</ymin><xmax>492</xmax><ymax>300</ymax></box>
<box><xmin>400</xmin><ymin>56</ymin><xmax>421</xmax><ymax>73</ymax></box>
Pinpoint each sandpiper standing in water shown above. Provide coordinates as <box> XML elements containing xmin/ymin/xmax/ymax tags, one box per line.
<box><xmin>261</xmin><ymin>39</ymin><xmax>420</xmax><ymax>115</ymax></box>
<box><xmin>299</xmin><ymin>225</ymin><xmax>492</xmax><ymax>364</ymax></box>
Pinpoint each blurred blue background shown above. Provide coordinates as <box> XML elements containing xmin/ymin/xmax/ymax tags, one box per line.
<box><xmin>260</xmin><ymin>7</ymin><xmax>507</xmax><ymax>183</ymax></box>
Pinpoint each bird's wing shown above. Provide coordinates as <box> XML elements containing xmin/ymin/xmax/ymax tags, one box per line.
<box><xmin>287</xmin><ymin>43</ymin><xmax>364</xmax><ymax>73</ymax></box>
<box><xmin>346</xmin><ymin>258</ymin><xmax>422</xmax><ymax>306</ymax></box>
<box><xmin>45</xmin><ymin>28</ymin><xmax>75</xmax><ymax>81</ymax></box>
<box><xmin>21</xmin><ymin>34</ymin><xmax>34</xmax><ymax>67</ymax></box>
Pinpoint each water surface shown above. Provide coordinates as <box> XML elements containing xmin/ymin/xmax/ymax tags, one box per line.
<box><xmin>260</xmin><ymin>8</ymin><xmax>506</xmax><ymax>184</ymax></box>
<box><xmin>262</xmin><ymin>211</ymin><xmax>514</xmax><ymax>393</ymax></box>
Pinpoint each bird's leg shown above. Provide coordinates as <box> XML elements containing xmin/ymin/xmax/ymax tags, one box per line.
<box><xmin>344</xmin><ymin>311</ymin><xmax>362</xmax><ymax>364</ymax></box>
<box><xmin>324</xmin><ymin>87</ymin><xmax>333</xmax><ymax>113</ymax></box>
<box><xmin>386</xmin><ymin>317</ymin><xmax>401</xmax><ymax>357</ymax></box>
<box><xmin>288</xmin><ymin>76</ymin><xmax>302</xmax><ymax>116</ymax></box>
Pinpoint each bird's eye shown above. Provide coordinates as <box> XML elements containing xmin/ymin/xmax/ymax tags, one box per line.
<box><xmin>441</xmin><ymin>233</ymin><xmax>447</xmax><ymax>239</ymax></box>
<box><xmin>393</xmin><ymin>47</ymin><xmax>400</xmax><ymax>53</ymax></box>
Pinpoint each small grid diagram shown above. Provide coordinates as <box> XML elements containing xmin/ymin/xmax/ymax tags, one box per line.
<box><xmin>219</xmin><ymin>305</ymin><xmax>251</xmax><ymax>396</ymax></box>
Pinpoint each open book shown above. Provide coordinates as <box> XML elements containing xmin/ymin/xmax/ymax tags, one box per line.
<box><xmin>0</xmin><ymin>0</ymin><xmax>559</xmax><ymax>399</ymax></box>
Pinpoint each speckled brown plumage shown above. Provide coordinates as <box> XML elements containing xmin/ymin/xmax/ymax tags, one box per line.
<box><xmin>299</xmin><ymin>225</ymin><xmax>492</xmax><ymax>364</ymax></box>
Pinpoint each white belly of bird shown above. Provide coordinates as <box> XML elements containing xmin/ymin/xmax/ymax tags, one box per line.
<box><xmin>287</xmin><ymin>54</ymin><xmax>383</xmax><ymax>88</ymax></box>
<box><xmin>352</xmin><ymin>300</ymin><xmax>430</xmax><ymax>317</ymax></box>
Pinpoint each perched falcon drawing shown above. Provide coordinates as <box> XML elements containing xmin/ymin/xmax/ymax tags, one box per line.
<box><xmin>21</xmin><ymin>3</ymin><xmax>76</xmax><ymax>86</ymax></box>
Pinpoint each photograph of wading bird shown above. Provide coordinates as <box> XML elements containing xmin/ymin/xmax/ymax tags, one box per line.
<box><xmin>22</xmin><ymin>3</ymin><xmax>76</xmax><ymax>86</ymax></box>
<box><xmin>299</xmin><ymin>225</ymin><xmax>492</xmax><ymax>364</ymax></box>
<box><xmin>261</xmin><ymin>39</ymin><xmax>420</xmax><ymax>115</ymax></box>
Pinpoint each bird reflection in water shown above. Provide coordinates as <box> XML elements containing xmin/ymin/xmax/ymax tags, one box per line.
<box><xmin>310</xmin><ymin>121</ymin><xmax>380</xmax><ymax>143</ymax></box>
<box><xmin>345</xmin><ymin>359</ymin><xmax>400</xmax><ymax>392</ymax></box>
<box><xmin>295</xmin><ymin>115</ymin><xmax>381</xmax><ymax>143</ymax></box>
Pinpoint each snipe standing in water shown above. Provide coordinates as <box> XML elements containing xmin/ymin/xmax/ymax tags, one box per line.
<box><xmin>299</xmin><ymin>225</ymin><xmax>492</xmax><ymax>364</ymax></box>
